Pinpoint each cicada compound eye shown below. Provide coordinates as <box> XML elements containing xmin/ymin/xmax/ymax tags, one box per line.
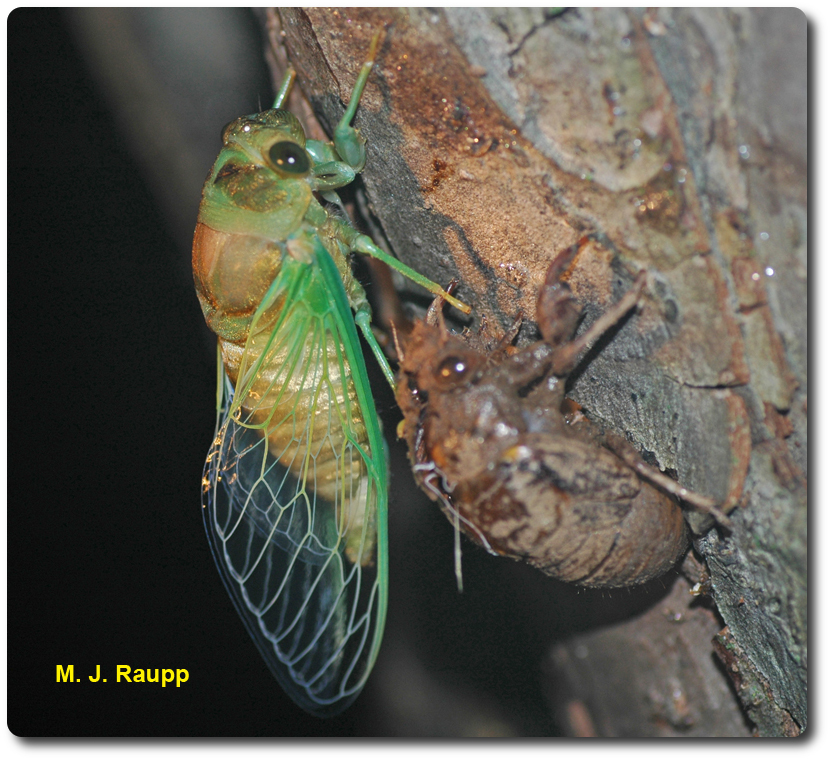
<box><xmin>220</xmin><ymin>116</ymin><xmax>251</xmax><ymax>144</ymax></box>
<box><xmin>435</xmin><ymin>354</ymin><xmax>472</xmax><ymax>387</ymax></box>
<box><xmin>268</xmin><ymin>141</ymin><xmax>311</xmax><ymax>176</ymax></box>
<box><xmin>220</xmin><ymin>120</ymin><xmax>235</xmax><ymax>142</ymax></box>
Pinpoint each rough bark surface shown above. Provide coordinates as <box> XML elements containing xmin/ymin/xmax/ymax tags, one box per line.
<box><xmin>271</xmin><ymin>8</ymin><xmax>806</xmax><ymax>737</ymax></box>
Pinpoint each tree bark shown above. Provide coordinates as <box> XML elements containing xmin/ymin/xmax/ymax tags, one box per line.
<box><xmin>272</xmin><ymin>7</ymin><xmax>807</xmax><ymax>736</ymax></box>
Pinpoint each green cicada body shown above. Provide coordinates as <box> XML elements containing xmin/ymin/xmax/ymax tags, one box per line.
<box><xmin>193</xmin><ymin>34</ymin><xmax>468</xmax><ymax>716</ymax></box>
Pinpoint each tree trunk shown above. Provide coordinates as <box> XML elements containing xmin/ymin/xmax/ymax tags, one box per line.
<box><xmin>272</xmin><ymin>7</ymin><xmax>807</xmax><ymax>737</ymax></box>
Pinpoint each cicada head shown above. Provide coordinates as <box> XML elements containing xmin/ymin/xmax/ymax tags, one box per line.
<box><xmin>219</xmin><ymin>109</ymin><xmax>315</xmax><ymax>182</ymax></box>
<box><xmin>219</xmin><ymin>108</ymin><xmax>359</xmax><ymax>193</ymax></box>
<box><xmin>395</xmin><ymin>318</ymin><xmax>488</xmax><ymax>468</ymax></box>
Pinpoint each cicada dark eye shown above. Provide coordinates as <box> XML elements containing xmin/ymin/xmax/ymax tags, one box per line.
<box><xmin>220</xmin><ymin>117</ymin><xmax>251</xmax><ymax>144</ymax></box>
<box><xmin>268</xmin><ymin>141</ymin><xmax>310</xmax><ymax>175</ymax></box>
<box><xmin>435</xmin><ymin>355</ymin><xmax>471</xmax><ymax>386</ymax></box>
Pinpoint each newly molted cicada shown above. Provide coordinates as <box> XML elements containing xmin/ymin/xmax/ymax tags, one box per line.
<box><xmin>193</xmin><ymin>33</ymin><xmax>468</xmax><ymax>716</ymax></box>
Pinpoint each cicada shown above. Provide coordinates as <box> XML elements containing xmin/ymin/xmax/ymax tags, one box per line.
<box><xmin>396</xmin><ymin>239</ymin><xmax>731</xmax><ymax>589</ymax></box>
<box><xmin>193</xmin><ymin>32</ymin><xmax>468</xmax><ymax>717</ymax></box>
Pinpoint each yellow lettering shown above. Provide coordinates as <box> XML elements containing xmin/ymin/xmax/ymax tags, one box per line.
<box><xmin>56</xmin><ymin>664</ymin><xmax>74</xmax><ymax>682</ymax></box>
<box><xmin>113</xmin><ymin>665</ymin><xmax>190</xmax><ymax>685</ymax></box>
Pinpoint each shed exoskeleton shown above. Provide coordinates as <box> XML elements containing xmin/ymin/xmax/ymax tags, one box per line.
<box><xmin>397</xmin><ymin>238</ymin><xmax>728</xmax><ymax>588</ymax></box>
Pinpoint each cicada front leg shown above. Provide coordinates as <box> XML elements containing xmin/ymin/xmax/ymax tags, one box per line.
<box><xmin>304</xmin><ymin>30</ymin><xmax>382</xmax><ymax>178</ymax></box>
<box><xmin>332</xmin><ymin>30</ymin><xmax>383</xmax><ymax>171</ymax></box>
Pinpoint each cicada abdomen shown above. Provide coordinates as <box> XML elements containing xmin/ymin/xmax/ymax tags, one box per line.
<box><xmin>193</xmin><ymin>33</ymin><xmax>468</xmax><ymax>716</ymax></box>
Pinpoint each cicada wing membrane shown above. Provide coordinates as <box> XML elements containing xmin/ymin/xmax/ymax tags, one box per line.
<box><xmin>202</xmin><ymin>258</ymin><xmax>388</xmax><ymax>717</ymax></box>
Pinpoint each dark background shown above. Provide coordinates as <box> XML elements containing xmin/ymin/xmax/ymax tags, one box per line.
<box><xmin>7</xmin><ymin>8</ymin><xmax>679</xmax><ymax>737</ymax></box>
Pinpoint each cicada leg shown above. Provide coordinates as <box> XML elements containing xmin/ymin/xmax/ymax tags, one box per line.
<box><xmin>272</xmin><ymin>67</ymin><xmax>297</xmax><ymax>109</ymax></box>
<box><xmin>549</xmin><ymin>271</ymin><xmax>646</xmax><ymax>377</ymax></box>
<box><xmin>332</xmin><ymin>30</ymin><xmax>383</xmax><ymax>171</ymax></box>
<box><xmin>331</xmin><ymin>218</ymin><xmax>471</xmax><ymax>317</ymax></box>
<box><xmin>354</xmin><ymin>305</ymin><xmax>396</xmax><ymax>389</ymax></box>
<box><xmin>324</xmin><ymin>31</ymin><xmax>472</xmax><ymax>318</ymax></box>
<box><xmin>600</xmin><ymin>430</ymin><xmax>734</xmax><ymax>529</ymax></box>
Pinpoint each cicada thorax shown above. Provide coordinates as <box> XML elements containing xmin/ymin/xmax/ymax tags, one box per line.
<box><xmin>192</xmin><ymin>111</ymin><xmax>313</xmax><ymax>341</ymax></box>
<box><xmin>192</xmin><ymin>224</ymin><xmax>289</xmax><ymax>342</ymax></box>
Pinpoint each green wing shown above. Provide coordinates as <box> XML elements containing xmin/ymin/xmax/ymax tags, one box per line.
<box><xmin>202</xmin><ymin>241</ymin><xmax>388</xmax><ymax>717</ymax></box>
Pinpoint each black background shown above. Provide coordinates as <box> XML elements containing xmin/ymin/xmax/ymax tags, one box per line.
<box><xmin>7</xmin><ymin>8</ymin><xmax>676</xmax><ymax>738</ymax></box>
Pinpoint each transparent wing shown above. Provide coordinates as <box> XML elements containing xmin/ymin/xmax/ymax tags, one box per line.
<box><xmin>202</xmin><ymin>254</ymin><xmax>388</xmax><ymax>717</ymax></box>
